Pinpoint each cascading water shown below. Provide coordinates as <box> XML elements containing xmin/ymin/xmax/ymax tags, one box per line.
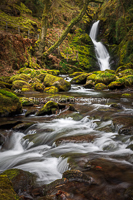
<box><xmin>90</xmin><ymin>20</ymin><xmax>110</xmax><ymax>71</ymax></box>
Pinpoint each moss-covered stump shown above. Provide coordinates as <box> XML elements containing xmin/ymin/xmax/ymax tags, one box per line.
<box><xmin>70</xmin><ymin>73</ymin><xmax>89</xmax><ymax>84</ymax></box>
<box><xmin>95</xmin><ymin>83</ymin><xmax>107</xmax><ymax>90</ymax></box>
<box><xmin>12</xmin><ymin>80</ymin><xmax>31</xmax><ymax>90</ymax></box>
<box><xmin>1</xmin><ymin>169</ymin><xmax>37</xmax><ymax>197</ymax></box>
<box><xmin>0</xmin><ymin>89</ymin><xmax>22</xmax><ymax>117</ymax></box>
<box><xmin>44</xmin><ymin>86</ymin><xmax>59</xmax><ymax>94</ymax></box>
<box><xmin>0</xmin><ymin>175</ymin><xmax>20</xmax><ymax>200</ymax></box>
<box><xmin>36</xmin><ymin>101</ymin><xmax>59</xmax><ymax>116</ymax></box>
<box><xmin>10</xmin><ymin>74</ymin><xmax>31</xmax><ymax>83</ymax></box>
<box><xmin>44</xmin><ymin>74</ymin><xmax>71</xmax><ymax>91</ymax></box>
<box><xmin>33</xmin><ymin>82</ymin><xmax>44</xmax><ymax>92</ymax></box>
<box><xmin>95</xmin><ymin>71</ymin><xmax>116</xmax><ymax>85</ymax></box>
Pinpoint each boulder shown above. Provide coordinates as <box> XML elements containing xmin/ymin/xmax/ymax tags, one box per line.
<box><xmin>44</xmin><ymin>74</ymin><xmax>71</xmax><ymax>91</ymax></box>
<box><xmin>95</xmin><ymin>71</ymin><xmax>116</xmax><ymax>85</ymax></box>
<box><xmin>44</xmin><ymin>86</ymin><xmax>59</xmax><ymax>94</ymax></box>
<box><xmin>33</xmin><ymin>82</ymin><xmax>44</xmax><ymax>92</ymax></box>
<box><xmin>12</xmin><ymin>80</ymin><xmax>31</xmax><ymax>90</ymax></box>
<box><xmin>10</xmin><ymin>74</ymin><xmax>31</xmax><ymax>83</ymax></box>
<box><xmin>70</xmin><ymin>73</ymin><xmax>89</xmax><ymax>84</ymax></box>
<box><xmin>95</xmin><ymin>83</ymin><xmax>107</xmax><ymax>90</ymax></box>
<box><xmin>0</xmin><ymin>89</ymin><xmax>22</xmax><ymax>117</ymax></box>
<box><xmin>36</xmin><ymin>101</ymin><xmax>59</xmax><ymax>116</ymax></box>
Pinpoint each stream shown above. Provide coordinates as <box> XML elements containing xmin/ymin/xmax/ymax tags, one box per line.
<box><xmin>0</xmin><ymin>77</ymin><xmax>133</xmax><ymax>193</ymax></box>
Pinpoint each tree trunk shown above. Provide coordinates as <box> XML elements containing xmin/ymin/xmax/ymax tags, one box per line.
<box><xmin>43</xmin><ymin>0</ymin><xmax>89</xmax><ymax>57</ymax></box>
<box><xmin>39</xmin><ymin>0</ymin><xmax>51</xmax><ymax>56</ymax></box>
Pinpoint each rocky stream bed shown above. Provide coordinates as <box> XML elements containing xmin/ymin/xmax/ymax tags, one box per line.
<box><xmin>0</xmin><ymin>75</ymin><xmax>133</xmax><ymax>200</ymax></box>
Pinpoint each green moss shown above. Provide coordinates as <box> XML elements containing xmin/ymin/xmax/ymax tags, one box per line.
<box><xmin>44</xmin><ymin>86</ymin><xmax>59</xmax><ymax>94</ymax></box>
<box><xmin>95</xmin><ymin>83</ymin><xmax>107</xmax><ymax>90</ymax></box>
<box><xmin>70</xmin><ymin>73</ymin><xmax>89</xmax><ymax>84</ymax></box>
<box><xmin>20</xmin><ymin>97</ymin><xmax>35</xmax><ymax>106</ymax></box>
<box><xmin>0</xmin><ymin>175</ymin><xmax>19</xmax><ymax>200</ymax></box>
<box><xmin>95</xmin><ymin>71</ymin><xmax>116</xmax><ymax>85</ymax></box>
<box><xmin>108</xmin><ymin>80</ymin><xmax>124</xmax><ymax>90</ymax></box>
<box><xmin>47</xmin><ymin>70</ymin><xmax>60</xmax><ymax>76</ymax></box>
<box><xmin>36</xmin><ymin>101</ymin><xmax>59</xmax><ymax>116</ymax></box>
<box><xmin>117</xmin><ymin>69</ymin><xmax>133</xmax><ymax>77</ymax></box>
<box><xmin>33</xmin><ymin>82</ymin><xmax>44</xmax><ymax>92</ymax></box>
<box><xmin>10</xmin><ymin>74</ymin><xmax>31</xmax><ymax>82</ymax></box>
<box><xmin>122</xmin><ymin>93</ymin><xmax>131</xmax><ymax>97</ymax></box>
<box><xmin>0</xmin><ymin>89</ymin><xmax>22</xmax><ymax>117</ymax></box>
<box><xmin>12</xmin><ymin>80</ymin><xmax>31</xmax><ymax>90</ymax></box>
<box><xmin>1</xmin><ymin>169</ymin><xmax>20</xmax><ymax>181</ymax></box>
<box><xmin>87</xmin><ymin>74</ymin><xmax>97</xmax><ymax>81</ymax></box>
<box><xmin>44</xmin><ymin>74</ymin><xmax>71</xmax><ymax>91</ymax></box>
<box><xmin>69</xmin><ymin>72</ymin><xmax>85</xmax><ymax>77</ymax></box>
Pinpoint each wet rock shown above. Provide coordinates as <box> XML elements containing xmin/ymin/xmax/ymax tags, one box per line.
<box><xmin>25</xmin><ymin>110</ymin><xmax>37</xmax><ymax>117</ymax></box>
<box><xmin>12</xmin><ymin>122</ymin><xmax>35</xmax><ymax>131</ymax></box>
<box><xmin>118</xmin><ymin>126</ymin><xmax>133</xmax><ymax>135</ymax></box>
<box><xmin>0</xmin><ymin>120</ymin><xmax>22</xmax><ymax>129</ymax></box>
<box><xmin>0</xmin><ymin>175</ymin><xmax>20</xmax><ymax>200</ymax></box>
<box><xmin>36</xmin><ymin>101</ymin><xmax>59</xmax><ymax>116</ymax></box>
<box><xmin>110</xmin><ymin>103</ymin><xmax>123</xmax><ymax>109</ymax></box>
<box><xmin>44</xmin><ymin>74</ymin><xmax>71</xmax><ymax>91</ymax></box>
<box><xmin>44</xmin><ymin>86</ymin><xmax>59</xmax><ymax>94</ymax></box>
<box><xmin>0</xmin><ymin>133</ymin><xmax>5</xmax><ymax>145</ymax></box>
<box><xmin>126</xmin><ymin>144</ymin><xmax>133</xmax><ymax>150</ymax></box>
<box><xmin>95</xmin><ymin>83</ymin><xmax>107</xmax><ymax>90</ymax></box>
<box><xmin>0</xmin><ymin>89</ymin><xmax>22</xmax><ymax>117</ymax></box>
<box><xmin>68</xmin><ymin>104</ymin><xmax>77</xmax><ymax>111</ymax></box>
<box><xmin>83</xmin><ymin>80</ymin><xmax>95</xmax><ymax>88</ymax></box>
<box><xmin>70</xmin><ymin>73</ymin><xmax>89</xmax><ymax>84</ymax></box>
<box><xmin>1</xmin><ymin>169</ymin><xmax>37</xmax><ymax>198</ymax></box>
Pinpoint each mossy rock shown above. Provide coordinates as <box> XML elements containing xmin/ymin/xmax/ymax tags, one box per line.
<box><xmin>105</xmin><ymin>69</ymin><xmax>115</xmax><ymax>74</ymax></box>
<box><xmin>19</xmin><ymin>97</ymin><xmax>34</xmax><ymax>106</ymax></box>
<box><xmin>108</xmin><ymin>80</ymin><xmax>125</xmax><ymax>90</ymax></box>
<box><xmin>47</xmin><ymin>70</ymin><xmax>60</xmax><ymax>76</ymax></box>
<box><xmin>0</xmin><ymin>175</ymin><xmax>20</xmax><ymax>200</ymax></box>
<box><xmin>36</xmin><ymin>101</ymin><xmax>59</xmax><ymax>116</ymax></box>
<box><xmin>1</xmin><ymin>169</ymin><xmax>36</xmax><ymax>195</ymax></box>
<box><xmin>12</xmin><ymin>80</ymin><xmax>31</xmax><ymax>90</ymax></box>
<box><xmin>70</xmin><ymin>73</ymin><xmax>89</xmax><ymax>84</ymax></box>
<box><xmin>86</xmin><ymin>74</ymin><xmax>97</xmax><ymax>81</ymax></box>
<box><xmin>22</xmin><ymin>84</ymin><xmax>33</xmax><ymax>92</ymax></box>
<box><xmin>83</xmin><ymin>80</ymin><xmax>95</xmax><ymax>88</ymax></box>
<box><xmin>117</xmin><ymin>69</ymin><xmax>133</xmax><ymax>77</ymax></box>
<box><xmin>122</xmin><ymin>93</ymin><xmax>131</xmax><ymax>97</ymax></box>
<box><xmin>0</xmin><ymin>89</ymin><xmax>22</xmax><ymax>117</ymax></box>
<box><xmin>33</xmin><ymin>82</ymin><xmax>44</xmax><ymax>92</ymax></box>
<box><xmin>44</xmin><ymin>86</ymin><xmax>59</xmax><ymax>94</ymax></box>
<box><xmin>37</xmin><ymin>73</ymin><xmax>47</xmax><ymax>82</ymax></box>
<box><xmin>10</xmin><ymin>74</ymin><xmax>31</xmax><ymax>82</ymax></box>
<box><xmin>95</xmin><ymin>71</ymin><xmax>116</xmax><ymax>85</ymax></box>
<box><xmin>44</xmin><ymin>74</ymin><xmax>71</xmax><ymax>91</ymax></box>
<box><xmin>123</xmin><ymin>75</ymin><xmax>133</xmax><ymax>86</ymax></box>
<box><xmin>116</xmin><ymin>63</ymin><xmax>133</xmax><ymax>73</ymax></box>
<box><xmin>69</xmin><ymin>72</ymin><xmax>85</xmax><ymax>77</ymax></box>
<box><xmin>0</xmin><ymin>81</ymin><xmax>12</xmax><ymax>89</ymax></box>
<box><xmin>18</xmin><ymin>67</ymin><xmax>33</xmax><ymax>74</ymax></box>
<box><xmin>95</xmin><ymin>83</ymin><xmax>107</xmax><ymax>90</ymax></box>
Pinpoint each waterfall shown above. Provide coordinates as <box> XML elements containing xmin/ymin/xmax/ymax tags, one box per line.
<box><xmin>90</xmin><ymin>20</ymin><xmax>110</xmax><ymax>71</ymax></box>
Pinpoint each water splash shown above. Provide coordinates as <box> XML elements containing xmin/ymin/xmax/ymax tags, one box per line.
<box><xmin>90</xmin><ymin>20</ymin><xmax>110</xmax><ymax>71</ymax></box>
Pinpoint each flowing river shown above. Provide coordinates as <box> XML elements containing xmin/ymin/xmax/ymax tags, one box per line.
<box><xmin>0</xmin><ymin>76</ymin><xmax>133</xmax><ymax>193</ymax></box>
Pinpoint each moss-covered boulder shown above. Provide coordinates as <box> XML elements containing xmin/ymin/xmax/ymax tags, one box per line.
<box><xmin>69</xmin><ymin>72</ymin><xmax>85</xmax><ymax>77</ymax></box>
<box><xmin>33</xmin><ymin>82</ymin><xmax>44</xmax><ymax>92</ymax></box>
<box><xmin>12</xmin><ymin>80</ymin><xmax>31</xmax><ymax>90</ymax></box>
<box><xmin>18</xmin><ymin>67</ymin><xmax>33</xmax><ymax>74</ymax></box>
<box><xmin>70</xmin><ymin>73</ymin><xmax>89</xmax><ymax>84</ymax></box>
<box><xmin>95</xmin><ymin>71</ymin><xmax>116</xmax><ymax>85</ymax></box>
<box><xmin>117</xmin><ymin>69</ymin><xmax>133</xmax><ymax>77</ymax></box>
<box><xmin>10</xmin><ymin>74</ymin><xmax>31</xmax><ymax>83</ymax></box>
<box><xmin>47</xmin><ymin>70</ymin><xmax>60</xmax><ymax>76</ymax></box>
<box><xmin>44</xmin><ymin>86</ymin><xmax>59</xmax><ymax>94</ymax></box>
<box><xmin>36</xmin><ymin>101</ymin><xmax>59</xmax><ymax>116</ymax></box>
<box><xmin>108</xmin><ymin>80</ymin><xmax>125</xmax><ymax>90</ymax></box>
<box><xmin>37</xmin><ymin>73</ymin><xmax>47</xmax><ymax>82</ymax></box>
<box><xmin>20</xmin><ymin>97</ymin><xmax>37</xmax><ymax>106</ymax></box>
<box><xmin>0</xmin><ymin>89</ymin><xmax>22</xmax><ymax>117</ymax></box>
<box><xmin>122</xmin><ymin>93</ymin><xmax>131</xmax><ymax>97</ymax></box>
<box><xmin>1</xmin><ymin>169</ymin><xmax>37</xmax><ymax>197</ymax></box>
<box><xmin>95</xmin><ymin>83</ymin><xmax>107</xmax><ymax>90</ymax></box>
<box><xmin>21</xmin><ymin>84</ymin><xmax>33</xmax><ymax>92</ymax></box>
<box><xmin>44</xmin><ymin>74</ymin><xmax>71</xmax><ymax>91</ymax></box>
<box><xmin>0</xmin><ymin>81</ymin><xmax>12</xmax><ymax>89</ymax></box>
<box><xmin>124</xmin><ymin>75</ymin><xmax>133</xmax><ymax>86</ymax></box>
<box><xmin>87</xmin><ymin>74</ymin><xmax>97</xmax><ymax>81</ymax></box>
<box><xmin>83</xmin><ymin>80</ymin><xmax>95</xmax><ymax>88</ymax></box>
<box><xmin>0</xmin><ymin>175</ymin><xmax>20</xmax><ymax>200</ymax></box>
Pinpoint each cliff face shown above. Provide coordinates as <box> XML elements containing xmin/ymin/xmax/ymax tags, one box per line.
<box><xmin>98</xmin><ymin>0</ymin><xmax>133</xmax><ymax>69</ymax></box>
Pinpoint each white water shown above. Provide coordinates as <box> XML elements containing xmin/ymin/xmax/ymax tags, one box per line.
<box><xmin>90</xmin><ymin>20</ymin><xmax>110</xmax><ymax>71</ymax></box>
